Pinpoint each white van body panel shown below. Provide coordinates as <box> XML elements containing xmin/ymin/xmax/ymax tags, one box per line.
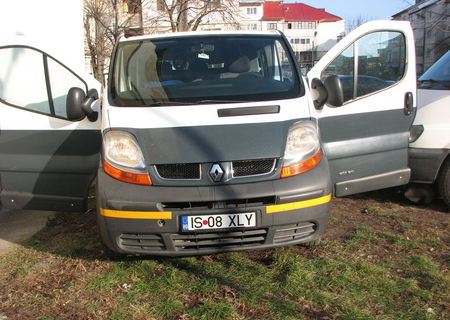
<box><xmin>105</xmin><ymin>97</ymin><xmax>311</xmax><ymax>129</ymax></box>
<box><xmin>410</xmin><ymin>89</ymin><xmax>450</xmax><ymax>149</ymax></box>
<box><xmin>308</xmin><ymin>20</ymin><xmax>417</xmax><ymax>115</ymax></box>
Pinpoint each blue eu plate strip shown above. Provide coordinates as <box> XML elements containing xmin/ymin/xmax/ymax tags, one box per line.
<box><xmin>182</xmin><ymin>216</ymin><xmax>189</xmax><ymax>231</ymax></box>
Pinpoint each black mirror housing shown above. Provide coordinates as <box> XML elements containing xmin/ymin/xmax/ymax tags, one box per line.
<box><xmin>66</xmin><ymin>87</ymin><xmax>86</xmax><ymax>121</ymax></box>
<box><xmin>82</xmin><ymin>88</ymin><xmax>99</xmax><ymax>121</ymax></box>
<box><xmin>66</xmin><ymin>87</ymin><xmax>99</xmax><ymax>122</ymax></box>
<box><xmin>311</xmin><ymin>78</ymin><xmax>328</xmax><ymax>110</ymax></box>
<box><xmin>324</xmin><ymin>75</ymin><xmax>344</xmax><ymax>107</ymax></box>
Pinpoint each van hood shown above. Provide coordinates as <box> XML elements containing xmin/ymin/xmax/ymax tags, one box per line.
<box><xmin>105</xmin><ymin>101</ymin><xmax>310</xmax><ymax>164</ymax></box>
<box><xmin>124</xmin><ymin>120</ymin><xmax>301</xmax><ymax>164</ymax></box>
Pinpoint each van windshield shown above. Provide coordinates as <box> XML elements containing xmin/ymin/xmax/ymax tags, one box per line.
<box><xmin>418</xmin><ymin>50</ymin><xmax>450</xmax><ymax>90</ymax></box>
<box><xmin>110</xmin><ymin>35</ymin><xmax>302</xmax><ymax>106</ymax></box>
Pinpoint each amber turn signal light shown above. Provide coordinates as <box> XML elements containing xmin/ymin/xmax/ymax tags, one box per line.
<box><xmin>281</xmin><ymin>149</ymin><xmax>323</xmax><ymax>178</ymax></box>
<box><xmin>103</xmin><ymin>161</ymin><xmax>152</xmax><ymax>185</ymax></box>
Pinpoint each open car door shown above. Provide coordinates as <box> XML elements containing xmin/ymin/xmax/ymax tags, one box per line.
<box><xmin>0</xmin><ymin>44</ymin><xmax>101</xmax><ymax>212</ymax></box>
<box><xmin>308</xmin><ymin>21</ymin><xmax>416</xmax><ymax>196</ymax></box>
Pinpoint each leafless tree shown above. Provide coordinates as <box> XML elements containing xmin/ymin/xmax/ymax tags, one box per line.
<box><xmin>346</xmin><ymin>15</ymin><xmax>373</xmax><ymax>34</ymax></box>
<box><xmin>84</xmin><ymin>0</ymin><xmax>144</xmax><ymax>84</ymax></box>
<box><xmin>84</xmin><ymin>0</ymin><xmax>238</xmax><ymax>83</ymax></box>
<box><xmin>144</xmin><ymin>0</ymin><xmax>239</xmax><ymax>33</ymax></box>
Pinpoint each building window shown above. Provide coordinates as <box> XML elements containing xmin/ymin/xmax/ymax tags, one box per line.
<box><xmin>209</xmin><ymin>0</ymin><xmax>221</xmax><ymax>8</ymax></box>
<box><xmin>267</xmin><ymin>23</ymin><xmax>277</xmax><ymax>30</ymax></box>
<box><xmin>123</xmin><ymin>0</ymin><xmax>141</xmax><ymax>14</ymax></box>
<box><xmin>247</xmin><ymin>24</ymin><xmax>257</xmax><ymax>30</ymax></box>
<box><xmin>286</xmin><ymin>21</ymin><xmax>317</xmax><ymax>30</ymax></box>
<box><xmin>246</xmin><ymin>7</ymin><xmax>257</xmax><ymax>15</ymax></box>
<box><xmin>157</xmin><ymin>0</ymin><xmax>165</xmax><ymax>11</ymax></box>
<box><xmin>300</xmin><ymin>38</ymin><xmax>310</xmax><ymax>44</ymax></box>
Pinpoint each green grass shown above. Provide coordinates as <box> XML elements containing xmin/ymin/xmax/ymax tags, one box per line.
<box><xmin>0</xmin><ymin>197</ymin><xmax>449</xmax><ymax>320</ymax></box>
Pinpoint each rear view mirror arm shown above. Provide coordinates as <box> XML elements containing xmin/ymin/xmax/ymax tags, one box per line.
<box><xmin>81</xmin><ymin>88</ymin><xmax>99</xmax><ymax>122</ymax></box>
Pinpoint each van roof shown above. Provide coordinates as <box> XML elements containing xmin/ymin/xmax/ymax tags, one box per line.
<box><xmin>119</xmin><ymin>30</ymin><xmax>281</xmax><ymax>43</ymax></box>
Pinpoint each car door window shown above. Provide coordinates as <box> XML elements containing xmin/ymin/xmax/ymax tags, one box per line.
<box><xmin>321</xmin><ymin>31</ymin><xmax>406</xmax><ymax>103</ymax></box>
<box><xmin>0</xmin><ymin>46</ymin><xmax>88</xmax><ymax>119</ymax></box>
<box><xmin>47</xmin><ymin>57</ymin><xmax>86</xmax><ymax>118</ymax></box>
<box><xmin>0</xmin><ymin>47</ymin><xmax>51</xmax><ymax>113</ymax></box>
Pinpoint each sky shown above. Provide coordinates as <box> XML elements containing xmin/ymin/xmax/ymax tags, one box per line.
<box><xmin>285</xmin><ymin>0</ymin><xmax>414</xmax><ymax>25</ymax></box>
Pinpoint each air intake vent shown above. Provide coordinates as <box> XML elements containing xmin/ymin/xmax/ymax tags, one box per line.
<box><xmin>155</xmin><ymin>163</ymin><xmax>200</xmax><ymax>179</ymax></box>
<box><xmin>172</xmin><ymin>229</ymin><xmax>267</xmax><ymax>250</ymax></box>
<box><xmin>119</xmin><ymin>233</ymin><xmax>165</xmax><ymax>251</ymax></box>
<box><xmin>273</xmin><ymin>222</ymin><xmax>316</xmax><ymax>244</ymax></box>
<box><xmin>232</xmin><ymin>159</ymin><xmax>276</xmax><ymax>177</ymax></box>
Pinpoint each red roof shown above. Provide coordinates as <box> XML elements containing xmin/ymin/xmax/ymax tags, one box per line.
<box><xmin>263</xmin><ymin>2</ymin><xmax>342</xmax><ymax>22</ymax></box>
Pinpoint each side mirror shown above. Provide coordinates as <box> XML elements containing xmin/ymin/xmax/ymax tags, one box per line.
<box><xmin>66</xmin><ymin>87</ymin><xmax>86</xmax><ymax>121</ymax></box>
<box><xmin>66</xmin><ymin>87</ymin><xmax>99</xmax><ymax>122</ymax></box>
<box><xmin>324</xmin><ymin>75</ymin><xmax>344</xmax><ymax>107</ymax></box>
<box><xmin>311</xmin><ymin>76</ymin><xmax>344</xmax><ymax>109</ymax></box>
<box><xmin>311</xmin><ymin>78</ymin><xmax>328</xmax><ymax>110</ymax></box>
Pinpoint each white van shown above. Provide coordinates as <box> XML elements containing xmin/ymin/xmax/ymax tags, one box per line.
<box><xmin>408</xmin><ymin>50</ymin><xmax>450</xmax><ymax>206</ymax></box>
<box><xmin>0</xmin><ymin>21</ymin><xmax>417</xmax><ymax>256</ymax></box>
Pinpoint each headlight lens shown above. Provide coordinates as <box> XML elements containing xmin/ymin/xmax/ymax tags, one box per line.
<box><xmin>283</xmin><ymin>121</ymin><xmax>320</xmax><ymax>167</ymax></box>
<box><xmin>103</xmin><ymin>131</ymin><xmax>145</xmax><ymax>169</ymax></box>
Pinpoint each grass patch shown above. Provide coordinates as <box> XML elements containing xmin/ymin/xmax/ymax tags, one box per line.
<box><xmin>1</xmin><ymin>191</ymin><xmax>449</xmax><ymax>320</ymax></box>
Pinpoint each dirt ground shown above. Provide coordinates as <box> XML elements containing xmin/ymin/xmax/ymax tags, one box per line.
<box><xmin>0</xmin><ymin>187</ymin><xmax>448</xmax><ymax>320</ymax></box>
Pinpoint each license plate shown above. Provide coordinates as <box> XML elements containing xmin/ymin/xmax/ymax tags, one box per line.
<box><xmin>181</xmin><ymin>212</ymin><xmax>256</xmax><ymax>231</ymax></box>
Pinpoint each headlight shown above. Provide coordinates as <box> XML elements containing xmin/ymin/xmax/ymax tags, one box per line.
<box><xmin>283</xmin><ymin>121</ymin><xmax>321</xmax><ymax>166</ymax></box>
<box><xmin>103</xmin><ymin>131</ymin><xmax>145</xmax><ymax>169</ymax></box>
<box><xmin>281</xmin><ymin>121</ymin><xmax>322</xmax><ymax>178</ymax></box>
<box><xmin>102</xmin><ymin>131</ymin><xmax>151</xmax><ymax>185</ymax></box>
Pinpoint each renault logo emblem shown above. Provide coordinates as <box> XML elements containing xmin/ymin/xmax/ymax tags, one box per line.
<box><xmin>209</xmin><ymin>164</ymin><xmax>224</xmax><ymax>182</ymax></box>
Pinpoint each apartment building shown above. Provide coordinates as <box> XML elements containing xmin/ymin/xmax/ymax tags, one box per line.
<box><xmin>393</xmin><ymin>0</ymin><xmax>450</xmax><ymax>74</ymax></box>
<box><xmin>239</xmin><ymin>0</ymin><xmax>345</xmax><ymax>70</ymax></box>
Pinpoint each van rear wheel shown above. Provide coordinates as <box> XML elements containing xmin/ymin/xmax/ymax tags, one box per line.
<box><xmin>437</xmin><ymin>159</ymin><xmax>450</xmax><ymax>208</ymax></box>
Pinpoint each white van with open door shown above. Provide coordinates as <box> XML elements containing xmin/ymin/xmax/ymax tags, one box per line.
<box><xmin>407</xmin><ymin>50</ymin><xmax>450</xmax><ymax>206</ymax></box>
<box><xmin>0</xmin><ymin>21</ymin><xmax>416</xmax><ymax>256</ymax></box>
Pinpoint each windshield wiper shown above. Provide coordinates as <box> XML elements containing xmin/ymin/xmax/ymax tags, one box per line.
<box><xmin>196</xmin><ymin>99</ymin><xmax>249</xmax><ymax>104</ymax></box>
<box><xmin>146</xmin><ymin>101</ymin><xmax>196</xmax><ymax>106</ymax></box>
<box><xmin>418</xmin><ymin>79</ymin><xmax>450</xmax><ymax>88</ymax></box>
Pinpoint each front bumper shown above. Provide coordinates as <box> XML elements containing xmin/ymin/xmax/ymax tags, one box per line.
<box><xmin>96</xmin><ymin>159</ymin><xmax>332</xmax><ymax>256</ymax></box>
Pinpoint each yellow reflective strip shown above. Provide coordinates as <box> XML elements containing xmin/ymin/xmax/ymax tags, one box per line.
<box><xmin>266</xmin><ymin>194</ymin><xmax>332</xmax><ymax>214</ymax></box>
<box><xmin>100</xmin><ymin>208</ymin><xmax>172</xmax><ymax>220</ymax></box>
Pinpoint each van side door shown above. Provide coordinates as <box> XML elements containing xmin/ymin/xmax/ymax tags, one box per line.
<box><xmin>0</xmin><ymin>45</ymin><xmax>101</xmax><ymax>212</ymax></box>
<box><xmin>308</xmin><ymin>21</ymin><xmax>416</xmax><ymax>196</ymax></box>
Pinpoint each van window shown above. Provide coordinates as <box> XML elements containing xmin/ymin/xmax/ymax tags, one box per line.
<box><xmin>0</xmin><ymin>46</ymin><xmax>88</xmax><ymax>119</ymax></box>
<box><xmin>322</xmin><ymin>31</ymin><xmax>406</xmax><ymax>103</ymax></box>
<box><xmin>0</xmin><ymin>47</ymin><xmax>50</xmax><ymax>113</ymax></box>
<box><xmin>418</xmin><ymin>50</ymin><xmax>450</xmax><ymax>90</ymax></box>
<box><xmin>110</xmin><ymin>35</ymin><xmax>302</xmax><ymax>106</ymax></box>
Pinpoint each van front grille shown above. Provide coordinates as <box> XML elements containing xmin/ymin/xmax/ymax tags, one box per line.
<box><xmin>119</xmin><ymin>233</ymin><xmax>165</xmax><ymax>251</ymax></box>
<box><xmin>232</xmin><ymin>159</ymin><xmax>276</xmax><ymax>177</ymax></box>
<box><xmin>162</xmin><ymin>196</ymin><xmax>276</xmax><ymax>210</ymax></box>
<box><xmin>172</xmin><ymin>229</ymin><xmax>267</xmax><ymax>250</ymax></box>
<box><xmin>273</xmin><ymin>222</ymin><xmax>316</xmax><ymax>243</ymax></box>
<box><xmin>155</xmin><ymin>163</ymin><xmax>200</xmax><ymax>180</ymax></box>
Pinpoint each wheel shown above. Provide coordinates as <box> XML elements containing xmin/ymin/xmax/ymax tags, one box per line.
<box><xmin>437</xmin><ymin>159</ymin><xmax>450</xmax><ymax>207</ymax></box>
<box><xmin>101</xmin><ymin>243</ymin><xmax>127</xmax><ymax>260</ymax></box>
<box><xmin>301</xmin><ymin>237</ymin><xmax>322</xmax><ymax>247</ymax></box>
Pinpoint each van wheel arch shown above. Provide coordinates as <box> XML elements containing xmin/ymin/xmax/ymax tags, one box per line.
<box><xmin>437</xmin><ymin>157</ymin><xmax>450</xmax><ymax>208</ymax></box>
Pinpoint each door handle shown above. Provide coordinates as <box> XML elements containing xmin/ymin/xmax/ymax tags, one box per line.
<box><xmin>404</xmin><ymin>92</ymin><xmax>414</xmax><ymax>115</ymax></box>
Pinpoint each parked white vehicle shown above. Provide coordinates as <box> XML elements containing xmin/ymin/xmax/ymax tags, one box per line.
<box><xmin>407</xmin><ymin>50</ymin><xmax>450</xmax><ymax>206</ymax></box>
<box><xmin>0</xmin><ymin>18</ymin><xmax>418</xmax><ymax>256</ymax></box>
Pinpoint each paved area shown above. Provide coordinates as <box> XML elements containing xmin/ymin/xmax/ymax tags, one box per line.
<box><xmin>0</xmin><ymin>209</ymin><xmax>55</xmax><ymax>256</ymax></box>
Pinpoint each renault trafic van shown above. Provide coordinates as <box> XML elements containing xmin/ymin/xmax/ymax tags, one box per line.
<box><xmin>408</xmin><ymin>50</ymin><xmax>450</xmax><ymax>206</ymax></box>
<box><xmin>0</xmin><ymin>21</ymin><xmax>417</xmax><ymax>256</ymax></box>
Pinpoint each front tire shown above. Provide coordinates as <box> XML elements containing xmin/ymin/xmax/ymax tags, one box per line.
<box><xmin>437</xmin><ymin>159</ymin><xmax>450</xmax><ymax>207</ymax></box>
